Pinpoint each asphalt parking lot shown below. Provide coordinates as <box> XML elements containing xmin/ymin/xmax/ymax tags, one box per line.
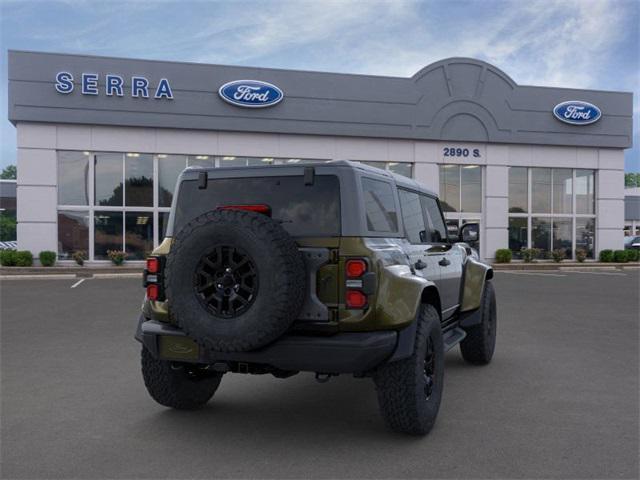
<box><xmin>1</xmin><ymin>270</ymin><xmax>638</xmax><ymax>479</ymax></box>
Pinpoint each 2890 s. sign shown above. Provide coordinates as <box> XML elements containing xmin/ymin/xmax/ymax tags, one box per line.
<box><xmin>553</xmin><ymin>101</ymin><xmax>601</xmax><ymax>125</ymax></box>
<box><xmin>218</xmin><ymin>80</ymin><xmax>283</xmax><ymax>108</ymax></box>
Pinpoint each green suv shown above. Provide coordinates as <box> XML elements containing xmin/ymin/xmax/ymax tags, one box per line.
<box><xmin>135</xmin><ymin>160</ymin><xmax>496</xmax><ymax>435</ymax></box>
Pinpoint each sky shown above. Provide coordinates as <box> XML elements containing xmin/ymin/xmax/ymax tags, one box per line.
<box><xmin>0</xmin><ymin>0</ymin><xmax>638</xmax><ymax>171</ymax></box>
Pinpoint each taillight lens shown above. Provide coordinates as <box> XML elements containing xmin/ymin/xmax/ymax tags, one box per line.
<box><xmin>219</xmin><ymin>204</ymin><xmax>271</xmax><ymax>215</ymax></box>
<box><xmin>147</xmin><ymin>257</ymin><xmax>160</xmax><ymax>274</ymax></box>
<box><xmin>346</xmin><ymin>259</ymin><xmax>367</xmax><ymax>278</ymax></box>
<box><xmin>147</xmin><ymin>284</ymin><xmax>159</xmax><ymax>301</ymax></box>
<box><xmin>346</xmin><ymin>290</ymin><xmax>367</xmax><ymax>309</ymax></box>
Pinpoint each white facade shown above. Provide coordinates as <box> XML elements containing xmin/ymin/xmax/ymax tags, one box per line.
<box><xmin>16</xmin><ymin>122</ymin><xmax>625</xmax><ymax>262</ymax></box>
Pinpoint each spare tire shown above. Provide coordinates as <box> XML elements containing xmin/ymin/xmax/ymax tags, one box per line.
<box><xmin>165</xmin><ymin>209</ymin><xmax>306</xmax><ymax>352</ymax></box>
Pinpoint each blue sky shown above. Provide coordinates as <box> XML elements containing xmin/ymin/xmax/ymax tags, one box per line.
<box><xmin>1</xmin><ymin>0</ymin><xmax>638</xmax><ymax>171</ymax></box>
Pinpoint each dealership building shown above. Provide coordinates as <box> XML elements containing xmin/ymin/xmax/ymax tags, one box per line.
<box><xmin>7</xmin><ymin>50</ymin><xmax>633</xmax><ymax>262</ymax></box>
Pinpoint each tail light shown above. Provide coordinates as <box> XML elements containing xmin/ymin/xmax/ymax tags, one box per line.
<box><xmin>345</xmin><ymin>258</ymin><xmax>369</xmax><ymax>309</ymax></box>
<box><xmin>144</xmin><ymin>256</ymin><xmax>164</xmax><ymax>301</ymax></box>
<box><xmin>218</xmin><ymin>204</ymin><xmax>271</xmax><ymax>216</ymax></box>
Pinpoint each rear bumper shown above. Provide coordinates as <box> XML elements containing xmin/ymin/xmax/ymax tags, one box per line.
<box><xmin>135</xmin><ymin>315</ymin><xmax>397</xmax><ymax>374</ymax></box>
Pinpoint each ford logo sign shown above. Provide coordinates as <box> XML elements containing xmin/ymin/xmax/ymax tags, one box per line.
<box><xmin>553</xmin><ymin>101</ymin><xmax>601</xmax><ymax>125</ymax></box>
<box><xmin>218</xmin><ymin>80</ymin><xmax>283</xmax><ymax>108</ymax></box>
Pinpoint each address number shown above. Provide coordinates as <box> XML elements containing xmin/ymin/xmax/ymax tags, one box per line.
<box><xmin>443</xmin><ymin>147</ymin><xmax>481</xmax><ymax>158</ymax></box>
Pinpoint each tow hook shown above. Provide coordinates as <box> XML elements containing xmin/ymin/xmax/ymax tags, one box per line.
<box><xmin>315</xmin><ymin>372</ymin><xmax>333</xmax><ymax>383</ymax></box>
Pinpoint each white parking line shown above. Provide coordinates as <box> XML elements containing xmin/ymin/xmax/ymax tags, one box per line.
<box><xmin>70</xmin><ymin>278</ymin><xmax>86</xmax><ymax>288</ymax></box>
<box><xmin>567</xmin><ymin>270</ymin><xmax>627</xmax><ymax>276</ymax></box>
<box><xmin>497</xmin><ymin>271</ymin><xmax>566</xmax><ymax>277</ymax></box>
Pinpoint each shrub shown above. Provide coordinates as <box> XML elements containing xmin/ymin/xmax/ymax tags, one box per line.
<box><xmin>15</xmin><ymin>250</ymin><xmax>33</xmax><ymax>267</ymax></box>
<box><xmin>0</xmin><ymin>249</ymin><xmax>17</xmax><ymax>266</ymax></box>
<box><xmin>495</xmin><ymin>249</ymin><xmax>512</xmax><ymax>263</ymax></box>
<box><xmin>521</xmin><ymin>248</ymin><xmax>537</xmax><ymax>263</ymax></box>
<box><xmin>107</xmin><ymin>250</ymin><xmax>128</xmax><ymax>265</ymax></box>
<box><xmin>39</xmin><ymin>250</ymin><xmax>56</xmax><ymax>267</ymax></box>
<box><xmin>626</xmin><ymin>249</ymin><xmax>639</xmax><ymax>262</ymax></box>
<box><xmin>551</xmin><ymin>249</ymin><xmax>565</xmax><ymax>263</ymax></box>
<box><xmin>575</xmin><ymin>249</ymin><xmax>588</xmax><ymax>263</ymax></box>
<box><xmin>613</xmin><ymin>250</ymin><xmax>628</xmax><ymax>263</ymax></box>
<box><xmin>599</xmin><ymin>249</ymin><xmax>614</xmax><ymax>262</ymax></box>
<box><xmin>72</xmin><ymin>250</ymin><xmax>87</xmax><ymax>266</ymax></box>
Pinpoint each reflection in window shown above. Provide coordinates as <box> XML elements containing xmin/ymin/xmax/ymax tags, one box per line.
<box><xmin>552</xmin><ymin>169</ymin><xmax>572</xmax><ymax>214</ymax></box>
<box><xmin>422</xmin><ymin>196</ymin><xmax>448</xmax><ymax>243</ymax></box>
<box><xmin>508</xmin><ymin>217</ymin><xmax>527</xmax><ymax>258</ymax></box>
<box><xmin>439</xmin><ymin>165</ymin><xmax>460</xmax><ymax>212</ymax></box>
<box><xmin>125</xmin><ymin>153</ymin><xmax>153</xmax><ymax>207</ymax></box>
<box><xmin>552</xmin><ymin>217</ymin><xmax>572</xmax><ymax>258</ymax></box>
<box><xmin>158</xmin><ymin>155</ymin><xmax>186</xmax><ymax>207</ymax></box>
<box><xmin>388</xmin><ymin>162</ymin><xmax>412</xmax><ymax>178</ymax></box>
<box><xmin>57</xmin><ymin>211</ymin><xmax>89</xmax><ymax>259</ymax></box>
<box><xmin>58</xmin><ymin>151</ymin><xmax>90</xmax><ymax>205</ymax></box>
<box><xmin>575</xmin><ymin>170</ymin><xmax>595</xmax><ymax>214</ymax></box>
<box><xmin>531</xmin><ymin>168</ymin><xmax>551</xmax><ymax>213</ymax></box>
<box><xmin>576</xmin><ymin>218</ymin><xmax>595</xmax><ymax>258</ymax></box>
<box><xmin>362</xmin><ymin>178</ymin><xmax>398</xmax><ymax>232</ymax></box>
<box><xmin>509</xmin><ymin>167</ymin><xmax>528</xmax><ymax>213</ymax></box>
<box><xmin>461</xmin><ymin>165</ymin><xmax>482</xmax><ymax>212</ymax></box>
<box><xmin>95</xmin><ymin>153</ymin><xmax>123</xmax><ymax>206</ymax></box>
<box><xmin>531</xmin><ymin>217</ymin><xmax>551</xmax><ymax>256</ymax></box>
<box><xmin>159</xmin><ymin>211</ymin><xmax>171</xmax><ymax>239</ymax></box>
<box><xmin>248</xmin><ymin>157</ymin><xmax>274</xmax><ymax>166</ymax></box>
<box><xmin>94</xmin><ymin>212</ymin><xmax>123</xmax><ymax>259</ymax></box>
<box><xmin>125</xmin><ymin>212</ymin><xmax>153</xmax><ymax>260</ymax></box>
<box><xmin>187</xmin><ymin>155</ymin><xmax>214</xmax><ymax>168</ymax></box>
<box><xmin>398</xmin><ymin>189</ymin><xmax>426</xmax><ymax>243</ymax></box>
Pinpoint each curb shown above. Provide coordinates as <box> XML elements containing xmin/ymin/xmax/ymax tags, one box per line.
<box><xmin>491</xmin><ymin>262</ymin><xmax>638</xmax><ymax>271</ymax></box>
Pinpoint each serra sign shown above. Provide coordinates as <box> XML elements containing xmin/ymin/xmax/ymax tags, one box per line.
<box><xmin>55</xmin><ymin>72</ymin><xmax>174</xmax><ymax>99</ymax></box>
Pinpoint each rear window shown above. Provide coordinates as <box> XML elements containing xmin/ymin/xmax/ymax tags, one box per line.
<box><xmin>361</xmin><ymin>177</ymin><xmax>398</xmax><ymax>233</ymax></box>
<box><xmin>173</xmin><ymin>175</ymin><xmax>341</xmax><ymax>237</ymax></box>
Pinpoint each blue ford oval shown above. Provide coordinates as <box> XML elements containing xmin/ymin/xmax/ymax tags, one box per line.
<box><xmin>218</xmin><ymin>80</ymin><xmax>284</xmax><ymax>108</ymax></box>
<box><xmin>553</xmin><ymin>101</ymin><xmax>601</xmax><ymax>125</ymax></box>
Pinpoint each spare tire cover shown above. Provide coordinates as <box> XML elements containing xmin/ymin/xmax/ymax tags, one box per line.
<box><xmin>165</xmin><ymin>209</ymin><xmax>306</xmax><ymax>352</ymax></box>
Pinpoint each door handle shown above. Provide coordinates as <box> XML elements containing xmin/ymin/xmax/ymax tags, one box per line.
<box><xmin>414</xmin><ymin>259</ymin><xmax>427</xmax><ymax>270</ymax></box>
<box><xmin>438</xmin><ymin>257</ymin><xmax>451</xmax><ymax>267</ymax></box>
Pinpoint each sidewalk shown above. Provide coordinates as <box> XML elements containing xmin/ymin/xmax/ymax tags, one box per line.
<box><xmin>491</xmin><ymin>261</ymin><xmax>639</xmax><ymax>271</ymax></box>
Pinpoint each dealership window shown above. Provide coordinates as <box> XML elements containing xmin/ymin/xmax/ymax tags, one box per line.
<box><xmin>359</xmin><ymin>161</ymin><xmax>413</xmax><ymax>178</ymax></box>
<box><xmin>508</xmin><ymin>168</ymin><xmax>596</xmax><ymax>259</ymax></box>
<box><xmin>56</xmin><ymin>152</ymin><xmax>331</xmax><ymax>261</ymax></box>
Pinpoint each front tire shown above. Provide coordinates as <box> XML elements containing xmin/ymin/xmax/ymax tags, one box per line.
<box><xmin>373</xmin><ymin>304</ymin><xmax>444</xmax><ymax>435</ymax></box>
<box><xmin>141</xmin><ymin>347</ymin><xmax>223</xmax><ymax>410</ymax></box>
<box><xmin>460</xmin><ymin>281</ymin><xmax>497</xmax><ymax>365</ymax></box>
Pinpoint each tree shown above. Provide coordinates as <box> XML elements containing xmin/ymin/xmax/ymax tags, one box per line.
<box><xmin>0</xmin><ymin>165</ymin><xmax>16</xmax><ymax>180</ymax></box>
<box><xmin>625</xmin><ymin>172</ymin><xmax>640</xmax><ymax>188</ymax></box>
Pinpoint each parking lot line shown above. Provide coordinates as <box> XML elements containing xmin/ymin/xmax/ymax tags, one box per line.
<box><xmin>70</xmin><ymin>278</ymin><xmax>86</xmax><ymax>288</ymax></box>
<box><xmin>496</xmin><ymin>271</ymin><xmax>566</xmax><ymax>277</ymax></box>
<box><xmin>566</xmin><ymin>270</ymin><xmax>627</xmax><ymax>276</ymax></box>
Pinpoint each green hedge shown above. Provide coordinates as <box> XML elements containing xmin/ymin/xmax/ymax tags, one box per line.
<box><xmin>495</xmin><ymin>249</ymin><xmax>512</xmax><ymax>263</ymax></box>
<box><xmin>0</xmin><ymin>249</ymin><xmax>17</xmax><ymax>266</ymax></box>
<box><xmin>613</xmin><ymin>250</ymin><xmax>628</xmax><ymax>263</ymax></box>
<box><xmin>599</xmin><ymin>249</ymin><xmax>614</xmax><ymax>262</ymax></box>
<box><xmin>15</xmin><ymin>250</ymin><xmax>33</xmax><ymax>267</ymax></box>
<box><xmin>39</xmin><ymin>250</ymin><xmax>57</xmax><ymax>267</ymax></box>
<box><xmin>626</xmin><ymin>249</ymin><xmax>639</xmax><ymax>262</ymax></box>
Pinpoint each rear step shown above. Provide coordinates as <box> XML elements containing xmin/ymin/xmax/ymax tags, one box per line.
<box><xmin>442</xmin><ymin>327</ymin><xmax>466</xmax><ymax>352</ymax></box>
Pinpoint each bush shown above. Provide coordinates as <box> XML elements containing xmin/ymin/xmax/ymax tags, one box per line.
<box><xmin>107</xmin><ymin>250</ymin><xmax>128</xmax><ymax>265</ymax></box>
<box><xmin>72</xmin><ymin>250</ymin><xmax>87</xmax><ymax>266</ymax></box>
<box><xmin>551</xmin><ymin>249</ymin><xmax>565</xmax><ymax>263</ymax></box>
<box><xmin>0</xmin><ymin>249</ymin><xmax>17</xmax><ymax>266</ymax></box>
<box><xmin>599</xmin><ymin>249</ymin><xmax>614</xmax><ymax>262</ymax></box>
<box><xmin>613</xmin><ymin>250</ymin><xmax>628</xmax><ymax>263</ymax></box>
<box><xmin>521</xmin><ymin>248</ymin><xmax>537</xmax><ymax>263</ymax></box>
<box><xmin>495</xmin><ymin>249</ymin><xmax>512</xmax><ymax>263</ymax></box>
<box><xmin>39</xmin><ymin>250</ymin><xmax>57</xmax><ymax>267</ymax></box>
<box><xmin>15</xmin><ymin>250</ymin><xmax>33</xmax><ymax>267</ymax></box>
<box><xmin>626</xmin><ymin>249</ymin><xmax>639</xmax><ymax>262</ymax></box>
<box><xmin>575</xmin><ymin>249</ymin><xmax>588</xmax><ymax>263</ymax></box>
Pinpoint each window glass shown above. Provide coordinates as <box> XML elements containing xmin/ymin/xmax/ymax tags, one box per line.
<box><xmin>360</xmin><ymin>161</ymin><xmax>386</xmax><ymax>171</ymax></box>
<box><xmin>575</xmin><ymin>169</ymin><xmax>595</xmax><ymax>214</ymax></box>
<box><xmin>576</xmin><ymin>218</ymin><xmax>595</xmax><ymax>259</ymax></box>
<box><xmin>94</xmin><ymin>212</ymin><xmax>123</xmax><ymax>259</ymax></box>
<box><xmin>125</xmin><ymin>212</ymin><xmax>153</xmax><ymax>260</ymax></box>
<box><xmin>361</xmin><ymin>177</ymin><xmax>398</xmax><ymax>233</ymax></box>
<box><xmin>439</xmin><ymin>165</ymin><xmax>460</xmax><ymax>212</ymax></box>
<box><xmin>187</xmin><ymin>155</ymin><xmax>214</xmax><ymax>168</ymax></box>
<box><xmin>531</xmin><ymin>168</ymin><xmax>551</xmax><ymax>213</ymax></box>
<box><xmin>509</xmin><ymin>167</ymin><xmax>528</xmax><ymax>213</ymax></box>
<box><xmin>531</xmin><ymin>217</ymin><xmax>551</xmax><ymax>257</ymax></box>
<box><xmin>388</xmin><ymin>162</ymin><xmax>412</xmax><ymax>178</ymax></box>
<box><xmin>552</xmin><ymin>217</ymin><xmax>572</xmax><ymax>258</ymax></box>
<box><xmin>58</xmin><ymin>151</ymin><xmax>90</xmax><ymax>205</ymax></box>
<box><xmin>57</xmin><ymin>211</ymin><xmax>89</xmax><ymax>259</ymax></box>
<box><xmin>508</xmin><ymin>217</ymin><xmax>527</xmax><ymax>258</ymax></box>
<box><xmin>158</xmin><ymin>155</ymin><xmax>186</xmax><ymax>207</ymax></box>
<box><xmin>248</xmin><ymin>157</ymin><xmax>274</xmax><ymax>166</ymax></box>
<box><xmin>159</xmin><ymin>211</ymin><xmax>171</xmax><ymax>239</ymax></box>
<box><xmin>219</xmin><ymin>156</ymin><xmax>246</xmax><ymax>167</ymax></box>
<box><xmin>461</xmin><ymin>165</ymin><xmax>482</xmax><ymax>212</ymax></box>
<box><xmin>95</xmin><ymin>153</ymin><xmax>123</xmax><ymax>206</ymax></box>
<box><xmin>125</xmin><ymin>153</ymin><xmax>153</xmax><ymax>207</ymax></box>
<box><xmin>398</xmin><ymin>189</ymin><xmax>426</xmax><ymax>243</ymax></box>
<box><xmin>552</xmin><ymin>169</ymin><xmax>572</xmax><ymax>214</ymax></box>
<box><xmin>421</xmin><ymin>195</ymin><xmax>448</xmax><ymax>243</ymax></box>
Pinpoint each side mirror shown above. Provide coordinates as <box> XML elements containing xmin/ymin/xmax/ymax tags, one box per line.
<box><xmin>460</xmin><ymin>223</ymin><xmax>479</xmax><ymax>243</ymax></box>
<box><xmin>447</xmin><ymin>224</ymin><xmax>459</xmax><ymax>242</ymax></box>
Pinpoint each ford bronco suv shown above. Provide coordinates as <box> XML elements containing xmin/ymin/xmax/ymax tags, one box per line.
<box><xmin>135</xmin><ymin>160</ymin><xmax>496</xmax><ymax>435</ymax></box>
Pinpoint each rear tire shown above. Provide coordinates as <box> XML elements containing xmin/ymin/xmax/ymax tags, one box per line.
<box><xmin>373</xmin><ymin>304</ymin><xmax>444</xmax><ymax>435</ymax></box>
<box><xmin>141</xmin><ymin>347</ymin><xmax>223</xmax><ymax>410</ymax></box>
<box><xmin>460</xmin><ymin>281</ymin><xmax>497</xmax><ymax>365</ymax></box>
